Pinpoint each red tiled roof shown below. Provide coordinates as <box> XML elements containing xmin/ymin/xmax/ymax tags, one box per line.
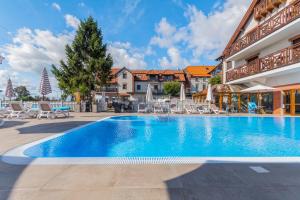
<box><xmin>131</xmin><ymin>69</ymin><xmax>186</xmax><ymax>82</ymax></box>
<box><xmin>110</xmin><ymin>67</ymin><xmax>121</xmax><ymax>84</ymax></box>
<box><xmin>185</xmin><ymin>66</ymin><xmax>215</xmax><ymax>77</ymax></box>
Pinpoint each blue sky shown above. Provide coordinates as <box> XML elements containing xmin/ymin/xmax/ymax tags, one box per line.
<box><xmin>0</xmin><ymin>0</ymin><xmax>250</xmax><ymax>98</ymax></box>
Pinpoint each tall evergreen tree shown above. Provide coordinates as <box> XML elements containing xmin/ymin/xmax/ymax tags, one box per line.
<box><xmin>52</xmin><ymin>16</ymin><xmax>113</xmax><ymax>106</ymax></box>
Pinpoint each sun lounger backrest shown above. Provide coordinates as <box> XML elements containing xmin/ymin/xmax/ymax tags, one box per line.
<box><xmin>10</xmin><ymin>103</ymin><xmax>23</xmax><ymax>111</ymax></box>
<box><xmin>211</xmin><ymin>104</ymin><xmax>218</xmax><ymax>110</ymax></box>
<box><xmin>40</xmin><ymin>103</ymin><xmax>52</xmax><ymax>111</ymax></box>
<box><xmin>138</xmin><ymin>103</ymin><xmax>146</xmax><ymax>109</ymax></box>
<box><xmin>170</xmin><ymin>104</ymin><xmax>177</xmax><ymax>109</ymax></box>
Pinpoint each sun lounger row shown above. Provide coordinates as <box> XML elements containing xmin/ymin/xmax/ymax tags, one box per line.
<box><xmin>1</xmin><ymin>102</ymin><xmax>70</xmax><ymax>119</ymax></box>
<box><xmin>137</xmin><ymin>102</ymin><xmax>227</xmax><ymax>115</ymax></box>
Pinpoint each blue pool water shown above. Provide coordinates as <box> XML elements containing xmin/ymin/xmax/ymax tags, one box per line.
<box><xmin>24</xmin><ymin>116</ymin><xmax>300</xmax><ymax>158</ymax></box>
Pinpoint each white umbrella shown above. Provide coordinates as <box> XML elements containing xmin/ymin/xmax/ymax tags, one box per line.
<box><xmin>146</xmin><ymin>84</ymin><xmax>153</xmax><ymax>103</ymax></box>
<box><xmin>206</xmin><ymin>84</ymin><xmax>213</xmax><ymax>102</ymax></box>
<box><xmin>206</xmin><ymin>84</ymin><xmax>213</xmax><ymax>110</ymax></box>
<box><xmin>241</xmin><ymin>84</ymin><xmax>276</xmax><ymax>93</ymax></box>
<box><xmin>180</xmin><ymin>83</ymin><xmax>186</xmax><ymax>102</ymax></box>
<box><xmin>39</xmin><ymin>67</ymin><xmax>52</xmax><ymax>100</ymax></box>
<box><xmin>5</xmin><ymin>78</ymin><xmax>14</xmax><ymax>101</ymax></box>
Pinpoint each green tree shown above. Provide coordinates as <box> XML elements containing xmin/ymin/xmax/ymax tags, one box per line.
<box><xmin>14</xmin><ymin>86</ymin><xmax>34</xmax><ymax>101</ymax></box>
<box><xmin>52</xmin><ymin>16</ymin><xmax>113</xmax><ymax>108</ymax></box>
<box><xmin>208</xmin><ymin>75</ymin><xmax>222</xmax><ymax>85</ymax></box>
<box><xmin>163</xmin><ymin>81</ymin><xmax>181</xmax><ymax>97</ymax></box>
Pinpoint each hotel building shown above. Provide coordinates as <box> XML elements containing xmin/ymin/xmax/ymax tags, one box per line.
<box><xmin>222</xmin><ymin>0</ymin><xmax>300</xmax><ymax>115</ymax></box>
<box><xmin>103</xmin><ymin>66</ymin><xmax>215</xmax><ymax>101</ymax></box>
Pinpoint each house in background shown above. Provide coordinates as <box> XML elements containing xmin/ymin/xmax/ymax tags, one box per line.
<box><xmin>132</xmin><ymin>70</ymin><xmax>186</xmax><ymax>101</ymax></box>
<box><xmin>184</xmin><ymin>66</ymin><xmax>215</xmax><ymax>95</ymax></box>
<box><xmin>222</xmin><ymin>0</ymin><xmax>300</xmax><ymax>115</ymax></box>
<box><xmin>104</xmin><ymin>66</ymin><xmax>216</xmax><ymax>102</ymax></box>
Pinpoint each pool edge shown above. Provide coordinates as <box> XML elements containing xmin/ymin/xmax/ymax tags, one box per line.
<box><xmin>3</xmin><ymin>115</ymin><xmax>300</xmax><ymax>165</ymax></box>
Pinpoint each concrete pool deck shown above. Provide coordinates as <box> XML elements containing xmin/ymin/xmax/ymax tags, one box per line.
<box><xmin>1</xmin><ymin>112</ymin><xmax>300</xmax><ymax>200</ymax></box>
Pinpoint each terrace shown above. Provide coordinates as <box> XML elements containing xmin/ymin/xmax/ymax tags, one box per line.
<box><xmin>226</xmin><ymin>43</ymin><xmax>300</xmax><ymax>82</ymax></box>
<box><xmin>224</xmin><ymin>0</ymin><xmax>300</xmax><ymax>58</ymax></box>
<box><xmin>1</xmin><ymin>112</ymin><xmax>300</xmax><ymax>200</ymax></box>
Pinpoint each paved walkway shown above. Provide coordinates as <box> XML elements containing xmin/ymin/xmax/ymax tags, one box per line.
<box><xmin>0</xmin><ymin>113</ymin><xmax>300</xmax><ymax>200</ymax></box>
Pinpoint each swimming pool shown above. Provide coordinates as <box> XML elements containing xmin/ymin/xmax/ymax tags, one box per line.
<box><xmin>3</xmin><ymin>116</ymin><xmax>300</xmax><ymax>164</ymax></box>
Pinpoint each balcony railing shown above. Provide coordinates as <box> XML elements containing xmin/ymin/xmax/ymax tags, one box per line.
<box><xmin>224</xmin><ymin>0</ymin><xmax>300</xmax><ymax>58</ymax></box>
<box><xmin>226</xmin><ymin>44</ymin><xmax>300</xmax><ymax>82</ymax></box>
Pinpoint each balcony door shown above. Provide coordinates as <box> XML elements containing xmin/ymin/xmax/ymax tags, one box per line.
<box><xmin>296</xmin><ymin>90</ymin><xmax>300</xmax><ymax>115</ymax></box>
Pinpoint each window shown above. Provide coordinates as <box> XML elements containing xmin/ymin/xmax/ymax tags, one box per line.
<box><xmin>122</xmin><ymin>72</ymin><xmax>127</xmax><ymax>79</ymax></box>
<box><xmin>122</xmin><ymin>84</ymin><xmax>127</xmax><ymax>90</ymax></box>
<box><xmin>290</xmin><ymin>35</ymin><xmax>300</xmax><ymax>46</ymax></box>
<box><xmin>227</xmin><ymin>61</ymin><xmax>232</xmax><ymax>70</ymax></box>
<box><xmin>195</xmin><ymin>78</ymin><xmax>199</xmax><ymax>82</ymax></box>
<box><xmin>137</xmin><ymin>85</ymin><xmax>141</xmax><ymax>91</ymax></box>
<box><xmin>154</xmin><ymin>85</ymin><xmax>158</xmax><ymax>90</ymax></box>
<box><xmin>195</xmin><ymin>83</ymin><xmax>199</xmax><ymax>91</ymax></box>
<box><xmin>246</xmin><ymin>55</ymin><xmax>259</xmax><ymax>63</ymax></box>
<box><xmin>202</xmin><ymin>84</ymin><xmax>207</xmax><ymax>90</ymax></box>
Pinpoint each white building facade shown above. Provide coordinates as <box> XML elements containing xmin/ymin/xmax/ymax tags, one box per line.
<box><xmin>222</xmin><ymin>0</ymin><xmax>300</xmax><ymax>115</ymax></box>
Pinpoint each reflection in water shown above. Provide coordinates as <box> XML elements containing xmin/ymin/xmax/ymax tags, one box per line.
<box><xmin>178</xmin><ymin>118</ymin><xmax>186</xmax><ymax>145</ymax></box>
<box><xmin>204</xmin><ymin>117</ymin><xmax>212</xmax><ymax>144</ymax></box>
<box><xmin>274</xmin><ymin>117</ymin><xmax>285</xmax><ymax>137</ymax></box>
<box><xmin>291</xmin><ymin>118</ymin><xmax>295</xmax><ymax>139</ymax></box>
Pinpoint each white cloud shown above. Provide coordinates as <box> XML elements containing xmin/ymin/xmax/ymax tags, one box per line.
<box><xmin>150</xmin><ymin>18</ymin><xmax>187</xmax><ymax>48</ymax></box>
<box><xmin>159</xmin><ymin>47</ymin><xmax>189</xmax><ymax>68</ymax></box>
<box><xmin>51</xmin><ymin>2</ymin><xmax>61</xmax><ymax>11</ymax></box>
<box><xmin>184</xmin><ymin>0</ymin><xmax>251</xmax><ymax>59</ymax></box>
<box><xmin>2</xmin><ymin>28</ymin><xmax>73</xmax><ymax>73</ymax></box>
<box><xmin>151</xmin><ymin>0</ymin><xmax>251</xmax><ymax>64</ymax></box>
<box><xmin>108</xmin><ymin>42</ymin><xmax>147</xmax><ymax>69</ymax></box>
<box><xmin>64</xmin><ymin>14</ymin><xmax>80</xmax><ymax>29</ymax></box>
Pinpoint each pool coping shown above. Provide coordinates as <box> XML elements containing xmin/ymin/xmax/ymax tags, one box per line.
<box><xmin>2</xmin><ymin>115</ymin><xmax>300</xmax><ymax>165</ymax></box>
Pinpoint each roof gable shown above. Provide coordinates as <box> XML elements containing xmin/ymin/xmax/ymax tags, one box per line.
<box><xmin>222</xmin><ymin>0</ymin><xmax>259</xmax><ymax>56</ymax></box>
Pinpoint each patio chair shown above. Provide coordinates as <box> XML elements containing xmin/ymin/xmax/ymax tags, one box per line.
<box><xmin>248</xmin><ymin>102</ymin><xmax>257</xmax><ymax>114</ymax></box>
<box><xmin>211</xmin><ymin>104</ymin><xmax>226</xmax><ymax>114</ymax></box>
<box><xmin>37</xmin><ymin>102</ymin><xmax>69</xmax><ymax>119</ymax></box>
<box><xmin>154</xmin><ymin>103</ymin><xmax>164</xmax><ymax>113</ymax></box>
<box><xmin>137</xmin><ymin>103</ymin><xmax>147</xmax><ymax>113</ymax></box>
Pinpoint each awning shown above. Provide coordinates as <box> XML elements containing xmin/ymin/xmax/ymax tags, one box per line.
<box><xmin>241</xmin><ymin>85</ymin><xmax>276</xmax><ymax>93</ymax></box>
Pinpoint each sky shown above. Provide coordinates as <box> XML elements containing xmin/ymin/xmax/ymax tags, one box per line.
<box><xmin>0</xmin><ymin>0</ymin><xmax>251</xmax><ymax>98</ymax></box>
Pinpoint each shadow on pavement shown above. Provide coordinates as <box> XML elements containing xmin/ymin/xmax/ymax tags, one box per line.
<box><xmin>17</xmin><ymin>121</ymin><xmax>93</xmax><ymax>134</ymax></box>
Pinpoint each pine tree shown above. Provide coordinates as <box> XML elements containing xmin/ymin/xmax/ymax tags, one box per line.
<box><xmin>52</xmin><ymin>16</ymin><xmax>113</xmax><ymax>106</ymax></box>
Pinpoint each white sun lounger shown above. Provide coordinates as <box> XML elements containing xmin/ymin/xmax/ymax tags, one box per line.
<box><xmin>170</xmin><ymin>104</ymin><xmax>184</xmax><ymax>114</ymax></box>
<box><xmin>185</xmin><ymin>104</ymin><xmax>198</xmax><ymax>114</ymax></box>
<box><xmin>197</xmin><ymin>105</ymin><xmax>211</xmax><ymax>114</ymax></box>
<box><xmin>211</xmin><ymin>104</ymin><xmax>226</xmax><ymax>114</ymax></box>
<box><xmin>7</xmin><ymin>102</ymin><xmax>34</xmax><ymax>119</ymax></box>
<box><xmin>154</xmin><ymin>103</ymin><xmax>164</xmax><ymax>113</ymax></box>
<box><xmin>37</xmin><ymin>102</ymin><xmax>68</xmax><ymax>119</ymax></box>
<box><xmin>138</xmin><ymin>103</ymin><xmax>147</xmax><ymax>113</ymax></box>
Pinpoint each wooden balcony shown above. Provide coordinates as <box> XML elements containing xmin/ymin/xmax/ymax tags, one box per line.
<box><xmin>226</xmin><ymin>44</ymin><xmax>300</xmax><ymax>82</ymax></box>
<box><xmin>224</xmin><ymin>0</ymin><xmax>300</xmax><ymax>58</ymax></box>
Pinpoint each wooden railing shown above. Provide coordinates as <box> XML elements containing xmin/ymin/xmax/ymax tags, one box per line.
<box><xmin>224</xmin><ymin>0</ymin><xmax>300</xmax><ymax>58</ymax></box>
<box><xmin>226</xmin><ymin>44</ymin><xmax>300</xmax><ymax>82</ymax></box>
